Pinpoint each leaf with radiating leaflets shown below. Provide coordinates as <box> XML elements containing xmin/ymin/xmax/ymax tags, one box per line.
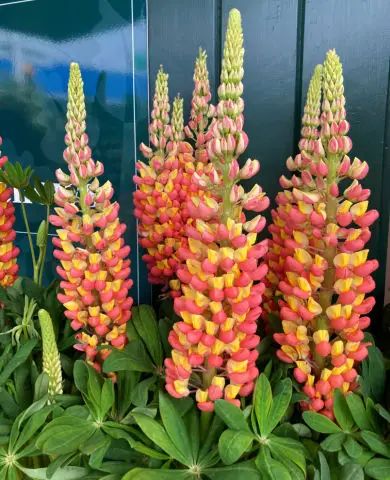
<box><xmin>214</xmin><ymin>399</ymin><xmax>250</xmax><ymax>431</ymax></box>
<box><xmin>365</xmin><ymin>458</ymin><xmax>390</xmax><ymax>479</ymax></box>
<box><xmin>218</xmin><ymin>429</ymin><xmax>254</xmax><ymax>465</ymax></box>
<box><xmin>303</xmin><ymin>411</ymin><xmax>342</xmax><ymax>434</ymax></box>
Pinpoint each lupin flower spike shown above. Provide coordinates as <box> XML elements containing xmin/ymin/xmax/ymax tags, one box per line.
<box><xmin>0</xmin><ymin>139</ymin><xmax>19</xmax><ymax>287</ymax></box>
<box><xmin>50</xmin><ymin>62</ymin><xmax>134</xmax><ymax>372</ymax></box>
<box><xmin>134</xmin><ymin>70</ymin><xmax>211</xmax><ymax>295</ymax></box>
<box><xmin>266</xmin><ymin>50</ymin><xmax>378</xmax><ymax>420</ymax></box>
<box><xmin>38</xmin><ymin>309</ymin><xmax>63</xmax><ymax>402</ymax></box>
<box><xmin>185</xmin><ymin>48</ymin><xmax>215</xmax><ymax>162</ymax></box>
<box><xmin>165</xmin><ymin>9</ymin><xmax>269</xmax><ymax>411</ymax></box>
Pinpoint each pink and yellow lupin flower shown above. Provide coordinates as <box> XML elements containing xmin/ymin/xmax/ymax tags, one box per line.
<box><xmin>266</xmin><ymin>50</ymin><xmax>378</xmax><ymax>420</ymax></box>
<box><xmin>50</xmin><ymin>63</ymin><xmax>133</xmax><ymax>371</ymax></box>
<box><xmin>165</xmin><ymin>9</ymin><xmax>269</xmax><ymax>411</ymax></box>
<box><xmin>133</xmin><ymin>62</ymin><xmax>212</xmax><ymax>296</ymax></box>
<box><xmin>0</xmin><ymin>139</ymin><xmax>19</xmax><ymax>287</ymax></box>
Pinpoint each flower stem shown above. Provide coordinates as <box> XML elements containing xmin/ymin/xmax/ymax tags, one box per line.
<box><xmin>315</xmin><ymin>153</ymin><xmax>340</xmax><ymax>370</ymax></box>
<box><xmin>221</xmin><ymin>155</ymin><xmax>233</xmax><ymax>225</ymax></box>
<box><xmin>20</xmin><ymin>191</ymin><xmax>38</xmax><ymax>281</ymax></box>
<box><xmin>38</xmin><ymin>205</ymin><xmax>50</xmax><ymax>285</ymax></box>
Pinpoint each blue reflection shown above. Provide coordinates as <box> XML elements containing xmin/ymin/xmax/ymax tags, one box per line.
<box><xmin>0</xmin><ymin>0</ymin><xmax>150</xmax><ymax>302</ymax></box>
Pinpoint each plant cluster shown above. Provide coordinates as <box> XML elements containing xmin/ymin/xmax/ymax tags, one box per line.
<box><xmin>0</xmin><ymin>7</ymin><xmax>389</xmax><ymax>480</ymax></box>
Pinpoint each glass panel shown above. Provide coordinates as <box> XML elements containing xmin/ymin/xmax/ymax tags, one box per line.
<box><xmin>0</xmin><ymin>0</ymin><xmax>150</xmax><ymax>303</ymax></box>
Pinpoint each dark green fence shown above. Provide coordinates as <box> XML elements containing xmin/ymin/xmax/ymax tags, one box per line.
<box><xmin>0</xmin><ymin>0</ymin><xmax>389</xmax><ymax>309</ymax></box>
<box><xmin>148</xmin><ymin>0</ymin><xmax>390</xmax><ymax>308</ymax></box>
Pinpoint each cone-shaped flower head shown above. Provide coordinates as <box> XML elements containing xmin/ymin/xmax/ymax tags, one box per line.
<box><xmin>185</xmin><ymin>48</ymin><xmax>214</xmax><ymax>162</ymax></box>
<box><xmin>165</xmin><ymin>9</ymin><xmax>269</xmax><ymax>411</ymax></box>
<box><xmin>134</xmin><ymin>71</ymin><xmax>211</xmax><ymax>295</ymax></box>
<box><xmin>38</xmin><ymin>309</ymin><xmax>63</xmax><ymax>402</ymax></box>
<box><xmin>266</xmin><ymin>50</ymin><xmax>378</xmax><ymax>420</ymax></box>
<box><xmin>0</xmin><ymin>140</ymin><xmax>19</xmax><ymax>287</ymax></box>
<box><xmin>264</xmin><ymin>65</ymin><xmax>323</xmax><ymax>321</ymax></box>
<box><xmin>50</xmin><ymin>63</ymin><xmax>134</xmax><ymax>371</ymax></box>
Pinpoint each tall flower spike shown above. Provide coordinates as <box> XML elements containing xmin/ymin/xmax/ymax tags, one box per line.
<box><xmin>50</xmin><ymin>62</ymin><xmax>134</xmax><ymax>373</ymax></box>
<box><xmin>0</xmin><ymin>139</ymin><xmax>19</xmax><ymax>287</ymax></box>
<box><xmin>267</xmin><ymin>50</ymin><xmax>378</xmax><ymax>421</ymax></box>
<box><xmin>134</xmin><ymin>74</ymin><xmax>211</xmax><ymax>295</ymax></box>
<box><xmin>264</xmin><ymin>65</ymin><xmax>323</xmax><ymax>323</ymax></box>
<box><xmin>38</xmin><ymin>309</ymin><xmax>63</xmax><ymax>402</ymax></box>
<box><xmin>185</xmin><ymin>48</ymin><xmax>214</xmax><ymax>162</ymax></box>
<box><xmin>165</xmin><ymin>9</ymin><xmax>269</xmax><ymax>412</ymax></box>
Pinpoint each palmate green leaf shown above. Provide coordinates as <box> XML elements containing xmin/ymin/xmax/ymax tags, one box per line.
<box><xmin>360</xmin><ymin>431</ymin><xmax>390</xmax><ymax>457</ymax></box>
<box><xmin>303</xmin><ymin>411</ymin><xmax>342</xmax><ymax>434</ymax></box>
<box><xmin>365</xmin><ymin>458</ymin><xmax>390</xmax><ymax>479</ymax></box>
<box><xmin>265</xmin><ymin>378</ymin><xmax>292</xmax><ymax>435</ymax></box>
<box><xmin>18</xmin><ymin>465</ymin><xmax>88</xmax><ymax>480</ymax></box>
<box><xmin>13</xmin><ymin>405</ymin><xmax>54</xmax><ymax>454</ymax></box>
<box><xmin>219</xmin><ymin>429</ymin><xmax>254</xmax><ymax>465</ymax></box>
<box><xmin>132</xmin><ymin>306</ymin><xmax>163</xmax><ymax>366</ymax></box>
<box><xmin>132</xmin><ymin>412</ymin><xmax>188</xmax><ymax>465</ymax></box>
<box><xmin>318</xmin><ymin>451</ymin><xmax>331</xmax><ymax>480</ymax></box>
<box><xmin>333</xmin><ymin>389</ymin><xmax>355</xmax><ymax>432</ymax></box>
<box><xmin>0</xmin><ymin>388</ymin><xmax>21</xmax><ymax>419</ymax></box>
<box><xmin>320</xmin><ymin>432</ymin><xmax>347</xmax><ymax>452</ymax></box>
<box><xmin>184</xmin><ymin>407</ymin><xmax>199</xmax><ymax>462</ymax></box>
<box><xmin>100</xmin><ymin>379</ymin><xmax>115</xmax><ymax>418</ymax></box>
<box><xmin>214</xmin><ymin>399</ymin><xmax>249</xmax><ymax>431</ymax></box>
<box><xmin>340</xmin><ymin>463</ymin><xmax>365</xmax><ymax>480</ymax></box>
<box><xmin>255</xmin><ymin>447</ymin><xmax>291</xmax><ymax>480</ymax></box>
<box><xmin>123</xmin><ymin>469</ymin><xmax>192</xmax><ymax>480</ymax></box>
<box><xmin>102</xmin><ymin>341</ymin><xmax>154</xmax><ymax>374</ymax></box>
<box><xmin>158</xmin><ymin>392</ymin><xmax>193</xmax><ymax>465</ymax></box>
<box><xmin>34</xmin><ymin>373</ymin><xmax>50</xmax><ymax>402</ymax></box>
<box><xmin>376</xmin><ymin>404</ymin><xmax>390</xmax><ymax>424</ymax></box>
<box><xmin>345</xmin><ymin>393</ymin><xmax>372</xmax><ymax>431</ymax></box>
<box><xmin>0</xmin><ymin>338</ymin><xmax>37</xmax><ymax>386</ymax></box>
<box><xmin>130</xmin><ymin>375</ymin><xmax>157</xmax><ymax>407</ymax></box>
<box><xmin>36</xmin><ymin>416</ymin><xmax>96</xmax><ymax>455</ymax></box>
<box><xmin>117</xmin><ymin>371</ymin><xmax>139</xmax><ymax>419</ymax></box>
<box><xmin>268</xmin><ymin>436</ymin><xmax>306</xmax><ymax>473</ymax></box>
<box><xmin>363</xmin><ymin>344</ymin><xmax>386</xmax><ymax>403</ymax></box>
<box><xmin>344</xmin><ymin>436</ymin><xmax>362</xmax><ymax>459</ymax></box>
<box><xmin>205</xmin><ymin>460</ymin><xmax>261</xmax><ymax>480</ymax></box>
<box><xmin>366</xmin><ymin>397</ymin><xmax>383</xmax><ymax>433</ymax></box>
<box><xmin>254</xmin><ymin>374</ymin><xmax>272</xmax><ymax>436</ymax></box>
<box><xmin>198</xmin><ymin>414</ymin><xmax>225</xmax><ymax>460</ymax></box>
<box><xmin>46</xmin><ymin>452</ymin><xmax>77</xmax><ymax>479</ymax></box>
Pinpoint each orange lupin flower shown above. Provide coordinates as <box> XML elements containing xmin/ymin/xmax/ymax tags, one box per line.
<box><xmin>133</xmin><ymin>64</ymin><xmax>212</xmax><ymax>296</ymax></box>
<box><xmin>165</xmin><ymin>9</ymin><xmax>269</xmax><ymax>411</ymax></box>
<box><xmin>50</xmin><ymin>63</ymin><xmax>133</xmax><ymax>372</ymax></box>
<box><xmin>267</xmin><ymin>50</ymin><xmax>378</xmax><ymax>420</ymax></box>
<box><xmin>0</xmin><ymin>140</ymin><xmax>19</xmax><ymax>287</ymax></box>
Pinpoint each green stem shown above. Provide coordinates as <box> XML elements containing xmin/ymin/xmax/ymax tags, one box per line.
<box><xmin>200</xmin><ymin>410</ymin><xmax>213</xmax><ymax>444</ymax></box>
<box><xmin>38</xmin><ymin>205</ymin><xmax>50</xmax><ymax>285</ymax></box>
<box><xmin>221</xmin><ymin>155</ymin><xmax>234</xmax><ymax>225</ymax></box>
<box><xmin>20</xmin><ymin>192</ymin><xmax>37</xmax><ymax>279</ymax></box>
<box><xmin>314</xmin><ymin>153</ymin><xmax>340</xmax><ymax>370</ymax></box>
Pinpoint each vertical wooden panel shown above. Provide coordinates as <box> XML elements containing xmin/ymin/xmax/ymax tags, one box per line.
<box><xmin>303</xmin><ymin>0</ymin><xmax>390</xmax><ymax>304</ymax></box>
<box><xmin>148</xmin><ymin>0</ymin><xmax>218</xmax><ymax>114</ymax></box>
<box><xmin>221</xmin><ymin>0</ymin><xmax>299</xmax><ymax>209</ymax></box>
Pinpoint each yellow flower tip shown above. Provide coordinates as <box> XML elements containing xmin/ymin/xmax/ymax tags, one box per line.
<box><xmin>211</xmin><ymin>376</ymin><xmax>225</xmax><ymax>389</ymax></box>
<box><xmin>320</xmin><ymin>368</ymin><xmax>332</xmax><ymax>381</ymax></box>
<box><xmin>331</xmin><ymin>340</ymin><xmax>344</xmax><ymax>356</ymax></box>
<box><xmin>174</xmin><ymin>380</ymin><xmax>190</xmax><ymax>396</ymax></box>
<box><xmin>196</xmin><ymin>389</ymin><xmax>209</xmax><ymax>403</ymax></box>
<box><xmin>225</xmin><ymin>384</ymin><xmax>241</xmax><ymax>399</ymax></box>
<box><xmin>313</xmin><ymin>330</ymin><xmax>329</xmax><ymax>344</ymax></box>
